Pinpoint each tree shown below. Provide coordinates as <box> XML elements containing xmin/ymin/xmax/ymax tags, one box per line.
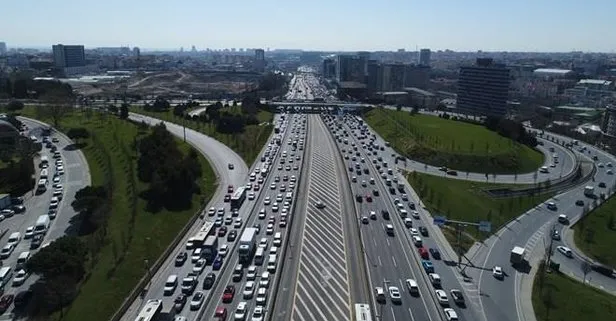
<box><xmin>120</xmin><ymin>103</ymin><xmax>129</xmax><ymax>119</ymax></box>
<box><xmin>66</xmin><ymin>127</ymin><xmax>90</xmax><ymax>142</ymax></box>
<box><xmin>608</xmin><ymin>213</ymin><xmax>615</xmax><ymax>230</ymax></box>
<box><xmin>26</xmin><ymin>236</ymin><xmax>87</xmax><ymax>280</ymax></box>
<box><xmin>71</xmin><ymin>186</ymin><xmax>109</xmax><ymax>233</ymax></box>
<box><xmin>37</xmin><ymin>94</ymin><xmax>72</xmax><ymax>127</ymax></box>
<box><xmin>5</xmin><ymin>100</ymin><xmax>24</xmax><ymax>111</ymax></box>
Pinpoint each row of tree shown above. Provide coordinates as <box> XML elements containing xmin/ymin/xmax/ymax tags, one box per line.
<box><xmin>0</xmin><ymin>76</ymin><xmax>74</xmax><ymax>100</ymax></box>
<box><xmin>137</xmin><ymin>123</ymin><xmax>203</xmax><ymax>211</ymax></box>
<box><xmin>484</xmin><ymin>116</ymin><xmax>538</xmax><ymax>147</ymax></box>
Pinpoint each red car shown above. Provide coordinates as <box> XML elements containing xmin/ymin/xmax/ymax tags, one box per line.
<box><xmin>214</xmin><ymin>306</ymin><xmax>228</xmax><ymax>320</ymax></box>
<box><xmin>365</xmin><ymin>195</ymin><xmax>373</xmax><ymax>202</ymax></box>
<box><xmin>418</xmin><ymin>247</ymin><xmax>429</xmax><ymax>260</ymax></box>
<box><xmin>218</xmin><ymin>226</ymin><xmax>228</xmax><ymax>237</ymax></box>
<box><xmin>0</xmin><ymin>295</ymin><xmax>14</xmax><ymax>313</ymax></box>
<box><xmin>222</xmin><ymin>285</ymin><xmax>235</xmax><ymax>303</ymax></box>
<box><xmin>227</xmin><ymin>185</ymin><xmax>234</xmax><ymax>193</ymax></box>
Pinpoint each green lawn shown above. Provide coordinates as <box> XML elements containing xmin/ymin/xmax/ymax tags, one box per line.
<box><xmin>134</xmin><ymin>106</ymin><xmax>273</xmax><ymax>164</ymax></box>
<box><xmin>18</xmin><ymin>107</ymin><xmax>216</xmax><ymax>321</ymax></box>
<box><xmin>532</xmin><ymin>267</ymin><xmax>616</xmax><ymax>321</ymax></box>
<box><xmin>363</xmin><ymin>108</ymin><xmax>544</xmax><ymax>174</ymax></box>
<box><xmin>574</xmin><ymin>194</ymin><xmax>616</xmax><ymax>267</ymax></box>
<box><xmin>406</xmin><ymin>171</ymin><xmax>554</xmax><ymax>251</ymax></box>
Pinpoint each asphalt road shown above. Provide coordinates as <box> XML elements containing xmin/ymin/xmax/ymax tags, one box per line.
<box><xmin>1</xmin><ymin>117</ymin><xmax>90</xmax><ymax>316</ymax></box>
<box><xmin>119</xmin><ymin>113</ymin><xmax>256</xmax><ymax>320</ymax></box>
<box><xmin>197</xmin><ymin>114</ymin><xmax>306</xmax><ymax>321</ymax></box>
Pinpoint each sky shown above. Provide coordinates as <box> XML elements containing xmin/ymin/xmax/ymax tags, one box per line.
<box><xmin>1</xmin><ymin>0</ymin><xmax>614</xmax><ymax>52</ymax></box>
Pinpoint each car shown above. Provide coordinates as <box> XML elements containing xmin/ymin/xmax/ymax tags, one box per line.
<box><xmin>557</xmin><ymin>245</ymin><xmax>573</xmax><ymax>258</ymax></box>
<box><xmin>234</xmin><ymin>218</ymin><xmax>243</xmax><ymax>228</ymax></box>
<box><xmin>450</xmin><ymin>289</ymin><xmax>465</xmax><ymax>306</ymax></box>
<box><xmin>575</xmin><ymin>199</ymin><xmax>584</xmax><ymax>206</ymax></box>
<box><xmin>410</xmin><ymin>228</ymin><xmax>419</xmax><ymax>236</ymax></box>
<box><xmin>419</xmin><ymin>226</ymin><xmax>429</xmax><ymax>236</ymax></box>
<box><xmin>175</xmin><ymin>252</ymin><xmax>188</xmax><ymax>266</ymax></box>
<box><xmin>361</xmin><ymin>216</ymin><xmax>369</xmax><ymax>224</ymax></box>
<box><xmin>599</xmin><ymin>182</ymin><xmax>606</xmax><ymax>188</ymax></box>
<box><xmin>551</xmin><ymin>230</ymin><xmax>561</xmax><ymax>240</ymax></box>
<box><xmin>218</xmin><ymin>226</ymin><xmax>228</xmax><ymax>237</ymax></box>
<box><xmin>0</xmin><ymin>244</ymin><xmax>14</xmax><ymax>259</ymax></box>
<box><xmin>493</xmin><ymin>266</ymin><xmax>504</xmax><ymax>279</ymax></box>
<box><xmin>222</xmin><ymin>285</ymin><xmax>236</xmax><ymax>303</ymax></box>
<box><xmin>558</xmin><ymin>214</ymin><xmax>569</xmax><ymax>224</ymax></box>
<box><xmin>203</xmin><ymin>272</ymin><xmax>216</xmax><ymax>290</ymax></box>
<box><xmin>234</xmin><ymin>301</ymin><xmax>248</xmax><ymax>320</ymax></box>
<box><xmin>255</xmin><ymin>287</ymin><xmax>268</xmax><ymax>305</ymax></box>
<box><xmin>264</xmin><ymin>197</ymin><xmax>271</xmax><ymax>205</ymax></box>
<box><xmin>355</xmin><ymin>194</ymin><xmax>363</xmax><ymax>202</ymax></box>
<box><xmin>373</xmin><ymin>189</ymin><xmax>379</xmax><ymax>196</ymax></box>
<box><xmin>266</xmin><ymin>224</ymin><xmax>274</xmax><ymax>235</ymax></box>
<box><xmin>259</xmin><ymin>271</ymin><xmax>270</xmax><ymax>288</ymax></box>
<box><xmin>219</xmin><ymin>244</ymin><xmax>229</xmax><ymax>257</ymax></box>
<box><xmin>246</xmin><ymin>266</ymin><xmax>257</xmax><ymax>281</ymax></box>
<box><xmin>213</xmin><ymin>255</ymin><xmax>224</xmax><ymax>270</ymax></box>
<box><xmin>11</xmin><ymin>205</ymin><xmax>25</xmax><ymax>213</ymax></box>
<box><xmin>30</xmin><ymin>234</ymin><xmax>43</xmax><ymax>249</ymax></box>
<box><xmin>224</xmin><ymin>194</ymin><xmax>231</xmax><ymax>202</ymax></box>
<box><xmin>243</xmin><ymin>281</ymin><xmax>256</xmax><ymax>299</ymax></box>
<box><xmin>388</xmin><ymin>286</ymin><xmax>401</xmax><ymax>303</ymax></box>
<box><xmin>418</xmin><ymin>247</ymin><xmax>429</xmax><ymax>259</ymax></box>
<box><xmin>258</xmin><ymin>209</ymin><xmax>266</xmax><ymax>219</ymax></box>
<box><xmin>228</xmin><ymin>163</ymin><xmax>234</xmax><ymax>170</ymax></box>
<box><xmin>258</xmin><ymin>238</ymin><xmax>268</xmax><ymax>249</ymax></box>
<box><xmin>0</xmin><ymin>295</ymin><xmax>14</xmax><ymax>313</ymax></box>
<box><xmin>214</xmin><ymin>306</ymin><xmax>228</xmax><ymax>320</ymax></box>
<box><xmin>190</xmin><ymin>291</ymin><xmax>205</xmax><ymax>310</ymax></box>
<box><xmin>422</xmin><ymin>260</ymin><xmax>434</xmax><ymax>273</ymax></box>
<box><xmin>208</xmin><ymin>207</ymin><xmax>216</xmax><ymax>216</ymax></box>
<box><xmin>228</xmin><ymin>185</ymin><xmax>234</xmax><ymax>193</ymax></box>
<box><xmin>444</xmin><ymin>308</ymin><xmax>459</xmax><ymax>320</ymax></box>
<box><xmin>412</xmin><ymin>211</ymin><xmax>420</xmax><ymax>219</ymax></box>
<box><xmin>12</xmin><ymin>269</ymin><xmax>29</xmax><ymax>286</ymax></box>
<box><xmin>315</xmin><ymin>200</ymin><xmax>325</xmax><ymax>209</ymax></box>
<box><xmin>429</xmin><ymin>248</ymin><xmax>441</xmax><ymax>260</ymax></box>
<box><xmin>251</xmin><ymin>306</ymin><xmax>265</xmax><ymax>321</ymax></box>
<box><xmin>174</xmin><ymin>294</ymin><xmax>187</xmax><ymax>312</ymax></box>
<box><xmin>193</xmin><ymin>258</ymin><xmax>206</xmax><ymax>274</ymax></box>
<box><xmin>366</xmin><ymin>195</ymin><xmax>372</xmax><ymax>202</ymax></box>
<box><xmin>375</xmin><ymin>286</ymin><xmax>386</xmax><ymax>303</ymax></box>
<box><xmin>24</xmin><ymin>226</ymin><xmax>34</xmax><ymax>239</ymax></box>
<box><xmin>547</xmin><ymin>202</ymin><xmax>557</xmax><ymax>210</ymax></box>
<box><xmin>253</xmin><ymin>223</ymin><xmax>261</xmax><ymax>234</ymax></box>
<box><xmin>435</xmin><ymin>289</ymin><xmax>449</xmax><ymax>306</ymax></box>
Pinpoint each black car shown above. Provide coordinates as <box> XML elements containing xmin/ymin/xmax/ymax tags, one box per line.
<box><xmin>11</xmin><ymin>205</ymin><xmax>26</xmax><ymax>213</ymax></box>
<box><xmin>174</xmin><ymin>294</ymin><xmax>187</xmax><ymax>311</ymax></box>
<box><xmin>575</xmin><ymin>200</ymin><xmax>584</xmax><ymax>206</ymax></box>
<box><xmin>450</xmin><ymin>289</ymin><xmax>465</xmax><ymax>306</ymax></box>
<box><xmin>30</xmin><ymin>234</ymin><xmax>43</xmax><ymax>249</ymax></box>
<box><xmin>227</xmin><ymin>230</ymin><xmax>237</xmax><ymax>242</ymax></box>
<box><xmin>175</xmin><ymin>252</ymin><xmax>188</xmax><ymax>266</ymax></box>
<box><xmin>429</xmin><ymin>248</ymin><xmax>441</xmax><ymax>260</ymax></box>
<box><xmin>599</xmin><ymin>182</ymin><xmax>606</xmax><ymax>188</ymax></box>
<box><xmin>203</xmin><ymin>272</ymin><xmax>216</xmax><ymax>290</ymax></box>
<box><xmin>232</xmin><ymin>265</ymin><xmax>243</xmax><ymax>282</ymax></box>
<box><xmin>373</xmin><ymin>189</ymin><xmax>379</xmax><ymax>196</ymax></box>
<box><xmin>355</xmin><ymin>194</ymin><xmax>363</xmax><ymax>202</ymax></box>
<box><xmin>389</xmin><ymin>187</ymin><xmax>396</xmax><ymax>194</ymax></box>
<box><xmin>224</xmin><ymin>195</ymin><xmax>231</xmax><ymax>202</ymax></box>
<box><xmin>381</xmin><ymin>210</ymin><xmax>390</xmax><ymax>220</ymax></box>
<box><xmin>418</xmin><ymin>226</ymin><xmax>429</xmax><ymax>237</ymax></box>
<box><xmin>409</xmin><ymin>202</ymin><xmax>416</xmax><ymax>210</ymax></box>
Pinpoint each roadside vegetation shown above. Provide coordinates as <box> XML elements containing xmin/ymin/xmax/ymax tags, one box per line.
<box><xmin>135</xmin><ymin>96</ymin><xmax>273</xmax><ymax>164</ymax></box>
<box><xmin>574</xmin><ymin>193</ymin><xmax>616</xmax><ymax>267</ymax></box>
<box><xmin>363</xmin><ymin>108</ymin><xmax>544</xmax><ymax>174</ymax></box>
<box><xmin>406</xmin><ymin>171</ymin><xmax>554</xmax><ymax>252</ymax></box>
<box><xmin>532</xmin><ymin>262</ymin><xmax>616</xmax><ymax>321</ymax></box>
<box><xmin>0</xmin><ymin>110</ymin><xmax>36</xmax><ymax>195</ymax></box>
<box><xmin>17</xmin><ymin>106</ymin><xmax>216</xmax><ymax>321</ymax></box>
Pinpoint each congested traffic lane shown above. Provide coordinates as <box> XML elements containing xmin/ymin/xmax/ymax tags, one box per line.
<box><xmin>200</xmin><ymin>114</ymin><xmax>307</xmax><ymax>321</ymax></box>
<box><xmin>337</xmin><ymin>114</ymin><xmax>488</xmax><ymax>321</ymax></box>
<box><xmin>119</xmin><ymin>115</ymin><xmax>286</xmax><ymax>321</ymax></box>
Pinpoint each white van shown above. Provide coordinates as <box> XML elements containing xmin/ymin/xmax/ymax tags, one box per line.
<box><xmin>267</xmin><ymin>254</ymin><xmax>277</xmax><ymax>273</ymax></box>
<box><xmin>16</xmin><ymin>251</ymin><xmax>30</xmax><ymax>269</ymax></box>
<box><xmin>273</xmin><ymin>232</ymin><xmax>282</xmax><ymax>247</ymax></box>
<box><xmin>0</xmin><ymin>267</ymin><xmax>13</xmax><ymax>287</ymax></box>
<box><xmin>254</xmin><ymin>247</ymin><xmax>265</xmax><ymax>265</ymax></box>
<box><xmin>285</xmin><ymin>192</ymin><xmax>293</xmax><ymax>202</ymax></box>
<box><xmin>405</xmin><ymin>279</ymin><xmax>419</xmax><ymax>295</ymax></box>
<box><xmin>164</xmin><ymin>275</ymin><xmax>178</xmax><ymax>295</ymax></box>
<box><xmin>8</xmin><ymin>232</ymin><xmax>21</xmax><ymax>246</ymax></box>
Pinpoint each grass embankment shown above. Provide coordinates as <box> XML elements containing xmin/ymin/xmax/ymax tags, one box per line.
<box><xmin>363</xmin><ymin>108</ymin><xmax>544</xmax><ymax>174</ymax></box>
<box><xmin>134</xmin><ymin>106</ymin><xmax>274</xmax><ymax>164</ymax></box>
<box><xmin>20</xmin><ymin>107</ymin><xmax>216</xmax><ymax>321</ymax></box>
<box><xmin>532</xmin><ymin>266</ymin><xmax>616</xmax><ymax>321</ymax></box>
<box><xmin>574</xmin><ymin>195</ymin><xmax>616</xmax><ymax>267</ymax></box>
<box><xmin>406</xmin><ymin>171</ymin><xmax>554</xmax><ymax>252</ymax></box>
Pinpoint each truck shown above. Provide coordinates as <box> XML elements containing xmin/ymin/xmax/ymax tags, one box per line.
<box><xmin>584</xmin><ymin>186</ymin><xmax>595</xmax><ymax>197</ymax></box>
<box><xmin>202</xmin><ymin>235</ymin><xmax>218</xmax><ymax>262</ymax></box>
<box><xmin>238</xmin><ymin>227</ymin><xmax>258</xmax><ymax>263</ymax></box>
<box><xmin>510</xmin><ymin>246</ymin><xmax>526</xmax><ymax>266</ymax></box>
<box><xmin>34</xmin><ymin>215</ymin><xmax>51</xmax><ymax>235</ymax></box>
<box><xmin>0</xmin><ymin>194</ymin><xmax>10</xmax><ymax>210</ymax></box>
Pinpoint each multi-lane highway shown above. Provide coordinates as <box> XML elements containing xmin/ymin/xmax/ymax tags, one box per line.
<box><xmin>1</xmin><ymin>117</ymin><xmax>90</xmax><ymax>318</ymax></box>
<box><xmin>286</xmin><ymin>72</ymin><xmax>336</xmax><ymax>102</ymax></box>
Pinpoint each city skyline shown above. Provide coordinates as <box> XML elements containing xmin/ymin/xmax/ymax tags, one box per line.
<box><xmin>2</xmin><ymin>0</ymin><xmax>615</xmax><ymax>52</ymax></box>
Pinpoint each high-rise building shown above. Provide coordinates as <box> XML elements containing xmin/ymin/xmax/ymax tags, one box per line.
<box><xmin>52</xmin><ymin>44</ymin><xmax>85</xmax><ymax>68</ymax></box>
<box><xmin>255</xmin><ymin>49</ymin><xmax>265</xmax><ymax>61</ymax></box>
<box><xmin>336</xmin><ymin>54</ymin><xmax>364</xmax><ymax>83</ymax></box>
<box><xmin>601</xmin><ymin>105</ymin><xmax>616</xmax><ymax>138</ymax></box>
<box><xmin>357</xmin><ymin>51</ymin><xmax>371</xmax><ymax>79</ymax></box>
<box><xmin>380</xmin><ymin>63</ymin><xmax>405</xmax><ymax>91</ymax></box>
<box><xmin>254</xmin><ymin>49</ymin><xmax>265</xmax><ymax>72</ymax></box>
<box><xmin>419</xmin><ymin>49</ymin><xmax>431</xmax><ymax>66</ymax></box>
<box><xmin>404</xmin><ymin>65</ymin><xmax>430</xmax><ymax>89</ymax></box>
<box><xmin>457</xmin><ymin>58</ymin><xmax>511</xmax><ymax>117</ymax></box>
<box><xmin>322</xmin><ymin>58</ymin><xmax>336</xmax><ymax>79</ymax></box>
<box><xmin>0</xmin><ymin>42</ymin><xmax>6</xmax><ymax>55</ymax></box>
<box><xmin>366</xmin><ymin>60</ymin><xmax>381</xmax><ymax>92</ymax></box>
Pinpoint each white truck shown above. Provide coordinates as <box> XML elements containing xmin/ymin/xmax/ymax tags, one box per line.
<box><xmin>34</xmin><ymin>215</ymin><xmax>51</xmax><ymax>235</ymax></box>
<box><xmin>510</xmin><ymin>246</ymin><xmax>526</xmax><ymax>266</ymax></box>
<box><xmin>238</xmin><ymin>227</ymin><xmax>257</xmax><ymax>263</ymax></box>
<box><xmin>584</xmin><ymin>186</ymin><xmax>595</xmax><ymax>197</ymax></box>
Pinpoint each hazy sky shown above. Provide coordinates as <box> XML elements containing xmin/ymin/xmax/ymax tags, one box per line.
<box><xmin>2</xmin><ymin>0</ymin><xmax>614</xmax><ymax>52</ymax></box>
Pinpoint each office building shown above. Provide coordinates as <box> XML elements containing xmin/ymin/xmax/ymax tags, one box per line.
<box><xmin>404</xmin><ymin>65</ymin><xmax>430</xmax><ymax>89</ymax></box>
<box><xmin>52</xmin><ymin>44</ymin><xmax>85</xmax><ymax>68</ymax></box>
<box><xmin>357</xmin><ymin>51</ymin><xmax>371</xmax><ymax>79</ymax></box>
<box><xmin>322</xmin><ymin>58</ymin><xmax>336</xmax><ymax>79</ymax></box>
<box><xmin>457</xmin><ymin>58</ymin><xmax>511</xmax><ymax>117</ymax></box>
<box><xmin>419</xmin><ymin>49</ymin><xmax>431</xmax><ymax>66</ymax></box>
<box><xmin>0</xmin><ymin>42</ymin><xmax>6</xmax><ymax>55</ymax></box>
<box><xmin>366</xmin><ymin>60</ymin><xmax>381</xmax><ymax>92</ymax></box>
<box><xmin>336</xmin><ymin>54</ymin><xmax>364</xmax><ymax>83</ymax></box>
<box><xmin>254</xmin><ymin>48</ymin><xmax>265</xmax><ymax>72</ymax></box>
<box><xmin>602</xmin><ymin>105</ymin><xmax>616</xmax><ymax>138</ymax></box>
<box><xmin>381</xmin><ymin>63</ymin><xmax>405</xmax><ymax>91</ymax></box>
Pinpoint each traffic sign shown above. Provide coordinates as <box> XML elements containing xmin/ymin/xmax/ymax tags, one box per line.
<box><xmin>433</xmin><ymin>216</ymin><xmax>447</xmax><ymax>226</ymax></box>
<box><xmin>478</xmin><ymin>221</ymin><xmax>492</xmax><ymax>233</ymax></box>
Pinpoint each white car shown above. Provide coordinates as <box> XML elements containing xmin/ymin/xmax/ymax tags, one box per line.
<box><xmin>388</xmin><ymin>286</ymin><xmax>401</xmax><ymax>303</ymax></box>
<box><xmin>243</xmin><ymin>281</ymin><xmax>256</xmax><ymax>299</ymax></box>
<box><xmin>193</xmin><ymin>258</ymin><xmax>206</xmax><ymax>274</ymax></box>
<box><xmin>270</xmin><ymin>183</ymin><xmax>276</xmax><ymax>190</ymax></box>
<box><xmin>207</xmin><ymin>207</ymin><xmax>216</xmax><ymax>216</ymax></box>
<box><xmin>493</xmin><ymin>266</ymin><xmax>504</xmax><ymax>279</ymax></box>
<box><xmin>234</xmin><ymin>218</ymin><xmax>243</xmax><ymax>228</ymax></box>
<box><xmin>444</xmin><ymin>308</ymin><xmax>458</xmax><ymax>320</ymax></box>
<box><xmin>557</xmin><ymin>245</ymin><xmax>573</xmax><ymax>258</ymax></box>
<box><xmin>435</xmin><ymin>289</ymin><xmax>449</xmax><ymax>306</ymax></box>
<box><xmin>264</xmin><ymin>197</ymin><xmax>271</xmax><ymax>205</ymax></box>
<box><xmin>410</xmin><ymin>228</ymin><xmax>419</xmax><ymax>236</ymax></box>
<box><xmin>315</xmin><ymin>201</ymin><xmax>325</xmax><ymax>209</ymax></box>
<box><xmin>258</xmin><ymin>238</ymin><xmax>268</xmax><ymax>249</ymax></box>
<box><xmin>12</xmin><ymin>269</ymin><xmax>29</xmax><ymax>286</ymax></box>
<box><xmin>258</xmin><ymin>208</ymin><xmax>266</xmax><ymax>219</ymax></box>
<box><xmin>412</xmin><ymin>211</ymin><xmax>420</xmax><ymax>219</ymax></box>
<box><xmin>251</xmin><ymin>306</ymin><xmax>265</xmax><ymax>321</ymax></box>
<box><xmin>266</xmin><ymin>224</ymin><xmax>274</xmax><ymax>235</ymax></box>
<box><xmin>235</xmin><ymin>302</ymin><xmax>248</xmax><ymax>320</ymax></box>
<box><xmin>246</xmin><ymin>266</ymin><xmax>258</xmax><ymax>280</ymax></box>
<box><xmin>24</xmin><ymin>226</ymin><xmax>35</xmax><ymax>239</ymax></box>
<box><xmin>255</xmin><ymin>287</ymin><xmax>267</xmax><ymax>305</ymax></box>
<box><xmin>219</xmin><ymin>244</ymin><xmax>229</xmax><ymax>257</ymax></box>
<box><xmin>248</xmin><ymin>192</ymin><xmax>256</xmax><ymax>200</ymax></box>
<box><xmin>260</xmin><ymin>271</ymin><xmax>270</xmax><ymax>288</ymax></box>
<box><xmin>0</xmin><ymin>244</ymin><xmax>14</xmax><ymax>259</ymax></box>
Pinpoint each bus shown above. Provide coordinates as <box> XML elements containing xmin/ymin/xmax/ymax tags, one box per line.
<box><xmin>192</xmin><ymin>221</ymin><xmax>215</xmax><ymax>247</ymax></box>
<box><xmin>354</xmin><ymin>304</ymin><xmax>372</xmax><ymax>321</ymax></box>
<box><xmin>230</xmin><ymin>186</ymin><xmax>247</xmax><ymax>209</ymax></box>
<box><xmin>134</xmin><ymin>299</ymin><xmax>163</xmax><ymax>321</ymax></box>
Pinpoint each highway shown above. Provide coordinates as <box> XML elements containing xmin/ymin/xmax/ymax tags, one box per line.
<box><xmin>271</xmin><ymin>114</ymin><xmax>362</xmax><ymax>321</ymax></box>
<box><xmin>198</xmin><ymin>114</ymin><xmax>307</xmax><ymax>320</ymax></box>
<box><xmin>1</xmin><ymin>117</ymin><xmax>90</xmax><ymax>318</ymax></box>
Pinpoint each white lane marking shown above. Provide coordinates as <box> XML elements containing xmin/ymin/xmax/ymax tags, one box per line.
<box><xmin>392</xmin><ymin>256</ymin><xmax>397</xmax><ymax>267</ymax></box>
